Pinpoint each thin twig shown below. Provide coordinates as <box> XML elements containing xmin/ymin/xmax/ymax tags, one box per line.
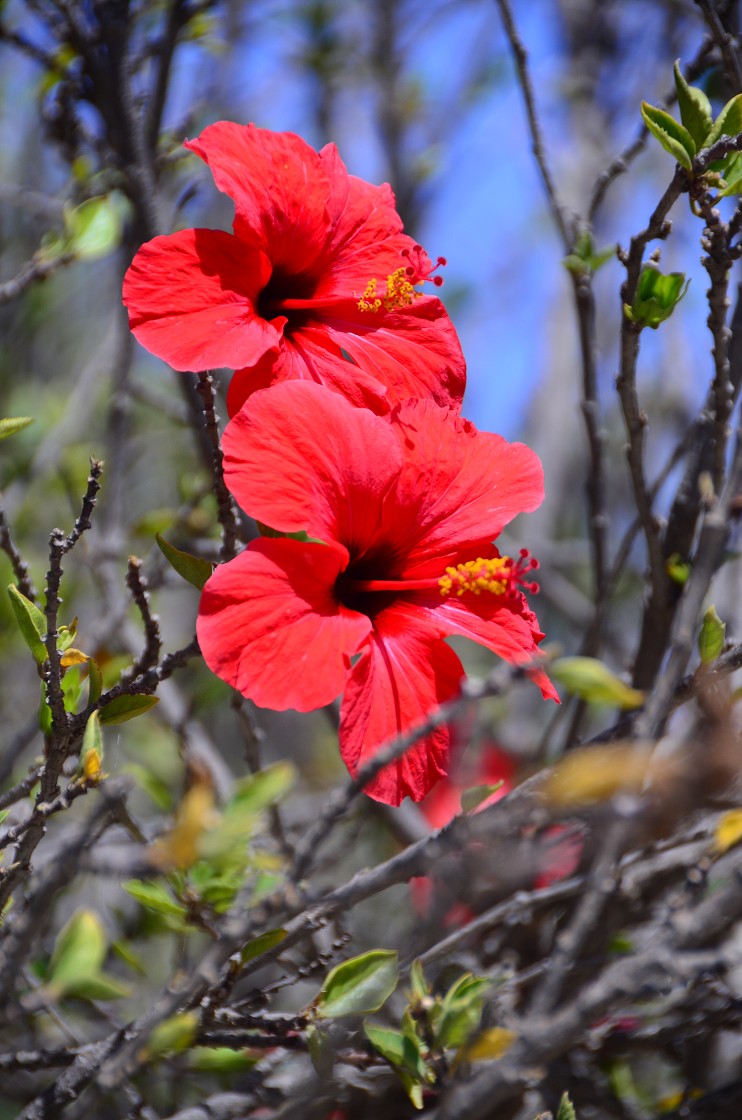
<box><xmin>495</xmin><ymin>0</ymin><xmax>573</xmax><ymax>249</ymax></box>
<box><xmin>195</xmin><ymin>372</ymin><xmax>239</xmax><ymax>562</ymax></box>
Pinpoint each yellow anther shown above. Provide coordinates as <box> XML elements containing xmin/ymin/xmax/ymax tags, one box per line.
<box><xmin>439</xmin><ymin>557</ymin><xmax>513</xmax><ymax>598</ymax></box>
<box><xmin>357</xmin><ymin>277</ymin><xmax>382</xmax><ymax>313</ymax></box>
<box><xmin>357</xmin><ymin>268</ymin><xmax>421</xmax><ymax>314</ymax></box>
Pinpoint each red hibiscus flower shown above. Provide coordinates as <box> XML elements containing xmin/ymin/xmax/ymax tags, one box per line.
<box><xmin>122</xmin><ymin>123</ymin><xmax>465</xmax><ymax>416</ymax></box>
<box><xmin>196</xmin><ymin>381</ymin><xmax>558</xmax><ymax>806</ymax></box>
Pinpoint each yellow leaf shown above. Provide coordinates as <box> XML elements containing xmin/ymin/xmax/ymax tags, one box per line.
<box><xmin>713</xmin><ymin>809</ymin><xmax>742</xmax><ymax>855</ymax></box>
<box><xmin>150</xmin><ymin>776</ymin><xmax>218</xmax><ymax>871</ymax></box>
<box><xmin>546</xmin><ymin>744</ymin><xmax>659</xmax><ymax>807</ymax></box>
<box><xmin>461</xmin><ymin>1027</ymin><xmax>516</xmax><ymax>1063</ymax></box>
<box><xmin>60</xmin><ymin>648</ymin><xmax>89</xmax><ymax>668</ymax></box>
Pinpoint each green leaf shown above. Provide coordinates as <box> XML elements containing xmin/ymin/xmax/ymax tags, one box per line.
<box><xmin>436</xmin><ymin>974</ymin><xmax>491</xmax><ymax>1050</ymax></box>
<box><xmin>98</xmin><ymin>694</ymin><xmax>159</xmax><ymax>725</ymax></box>
<box><xmin>315</xmin><ymin>949</ymin><xmax>399</xmax><ymax>1019</ymax></box>
<box><xmin>674</xmin><ymin>61</ymin><xmax>713</xmax><ymax>148</ymax></box>
<box><xmin>67</xmin><ymin>972</ymin><xmax>130</xmax><ymax>1001</ymax></box>
<box><xmin>698</xmin><ymin>604</ymin><xmax>726</xmax><ymax>665</ymax></box>
<box><xmin>87</xmin><ymin>658</ymin><xmax>103</xmax><ymax>706</ymax></box>
<box><xmin>240</xmin><ymin>928</ymin><xmax>288</xmax><ymax>964</ymax></box>
<box><xmin>307</xmin><ymin>1023</ymin><xmax>334</xmax><ymax>1078</ymax></box>
<box><xmin>78</xmin><ymin>710</ymin><xmax>103</xmax><ymax>780</ymax></box>
<box><xmin>666</xmin><ymin>552</ymin><xmax>691</xmax><ymax>584</ymax></box>
<box><xmin>156</xmin><ymin>533</ymin><xmax>213</xmax><ymax>591</ymax></box>
<box><xmin>145</xmin><ymin>1012</ymin><xmax>198</xmax><ymax>1058</ymax></box>
<box><xmin>255</xmin><ymin>522</ymin><xmax>325</xmax><ymax>545</ymax></box>
<box><xmin>550</xmin><ymin>657</ymin><xmax>645</xmax><ymax>709</ymax></box>
<box><xmin>0</xmin><ymin>417</ymin><xmax>34</xmax><ymax>440</ymax></box>
<box><xmin>226</xmin><ymin>762</ymin><xmax>297</xmax><ymax>817</ymax></box>
<box><xmin>640</xmin><ymin>102</ymin><xmax>695</xmax><ymax>168</ymax></box>
<box><xmin>706</xmin><ymin>92</ymin><xmax>742</xmax><ymax>147</ymax></box>
<box><xmin>409</xmin><ymin>959</ymin><xmax>430</xmax><ymax>1001</ymax></box>
<box><xmin>188</xmin><ymin>1047</ymin><xmax>258</xmax><ymax>1073</ymax></box>
<box><xmin>461</xmin><ymin>781</ymin><xmax>504</xmax><ymax>815</ymax></box>
<box><xmin>63</xmin><ymin>194</ymin><xmax>123</xmax><ymax>261</ymax></box>
<box><xmin>562</xmin><ymin>231</ymin><xmax>615</xmax><ymax>276</ymax></box>
<box><xmin>718</xmin><ymin>151</ymin><xmax>742</xmax><ymax>196</ymax></box>
<box><xmin>364</xmin><ymin>1024</ymin><xmax>429</xmax><ymax>1082</ymax></box>
<box><xmin>7</xmin><ymin>584</ymin><xmax>47</xmax><ymax>664</ymax></box>
<box><xmin>123</xmin><ymin>879</ymin><xmax>188</xmax><ymax>919</ymax></box>
<box><xmin>49</xmin><ymin>910</ymin><xmax>107</xmax><ymax>995</ymax></box>
<box><xmin>625</xmin><ymin>266</ymin><xmax>689</xmax><ymax>329</ymax></box>
<box><xmin>556</xmin><ymin>1091</ymin><xmax>578</xmax><ymax>1120</ymax></box>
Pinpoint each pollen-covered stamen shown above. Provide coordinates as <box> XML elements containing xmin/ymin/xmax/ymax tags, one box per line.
<box><xmin>439</xmin><ymin>550</ymin><xmax>540</xmax><ymax>599</ymax></box>
<box><xmin>356</xmin><ymin>246</ymin><xmax>447</xmax><ymax>313</ymax></box>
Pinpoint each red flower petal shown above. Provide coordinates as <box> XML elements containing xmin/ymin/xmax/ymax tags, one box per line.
<box><xmin>123</xmin><ymin>228</ymin><xmax>278</xmax><ymax>371</ymax></box>
<box><xmin>339</xmin><ymin>610</ymin><xmax>465</xmax><ymax>805</ymax></box>
<box><xmin>186</xmin><ymin>123</ymin><xmax>333</xmax><ymax>274</ymax></box>
<box><xmin>316</xmin><ymin>298</ymin><xmax>466</xmax><ymax>412</ymax></box>
<box><xmin>227</xmin><ymin>298</ymin><xmax>465</xmax><ymax>417</ymax></box>
<box><xmin>197</xmin><ymin>538</ymin><xmax>371</xmax><ymax>711</ymax></box>
<box><xmin>388</xmin><ymin>400</ymin><xmax>545</xmax><ymax>571</ymax></box>
<box><xmin>221</xmin><ymin>381</ymin><xmax>402</xmax><ymax>542</ymax></box>
<box><xmin>226</xmin><ymin>328</ymin><xmax>391</xmax><ymax>417</ymax></box>
<box><xmin>430</xmin><ymin>594</ymin><xmax>558</xmax><ymax>701</ymax></box>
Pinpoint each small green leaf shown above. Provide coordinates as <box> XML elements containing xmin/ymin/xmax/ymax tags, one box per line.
<box><xmin>49</xmin><ymin>910</ymin><xmax>107</xmax><ymax>995</ymax></box>
<box><xmin>156</xmin><ymin>533</ymin><xmax>213</xmax><ymax>591</ymax></box>
<box><xmin>640</xmin><ymin>102</ymin><xmax>695</xmax><ymax>169</ymax></box>
<box><xmin>364</xmin><ymin>1024</ymin><xmax>429</xmax><ymax>1081</ymax></box>
<box><xmin>67</xmin><ymin>973</ymin><xmax>130</xmax><ymax>1001</ymax></box>
<box><xmin>78</xmin><ymin>710</ymin><xmax>103</xmax><ymax>779</ymax></box>
<box><xmin>8</xmin><ymin>584</ymin><xmax>47</xmax><ymax>664</ymax></box>
<box><xmin>307</xmin><ymin>1023</ymin><xmax>334</xmax><ymax>1078</ymax></box>
<box><xmin>718</xmin><ymin>151</ymin><xmax>742</xmax><ymax>196</ymax></box>
<box><xmin>0</xmin><ymin>417</ymin><xmax>34</xmax><ymax>440</ymax></box>
<box><xmin>240</xmin><ymin>928</ymin><xmax>287</xmax><ymax>964</ymax></box>
<box><xmin>674</xmin><ymin>61</ymin><xmax>713</xmax><ymax>148</ymax></box>
<box><xmin>145</xmin><ymin>1012</ymin><xmax>198</xmax><ymax>1058</ymax></box>
<box><xmin>188</xmin><ymin>1047</ymin><xmax>258</xmax><ymax>1073</ymax></box>
<box><xmin>255</xmin><ymin>522</ymin><xmax>325</xmax><ymax>544</ymax></box>
<box><xmin>87</xmin><ymin>658</ymin><xmax>103</xmax><ymax>705</ymax></box>
<box><xmin>666</xmin><ymin>553</ymin><xmax>691</xmax><ymax>584</ymax></box>
<box><xmin>461</xmin><ymin>781</ymin><xmax>504</xmax><ymax>815</ymax></box>
<box><xmin>698</xmin><ymin>604</ymin><xmax>726</xmax><ymax>665</ymax></box>
<box><xmin>98</xmin><ymin>694</ymin><xmax>159</xmax><ymax>725</ymax></box>
<box><xmin>409</xmin><ymin>959</ymin><xmax>430</xmax><ymax>1001</ymax></box>
<box><xmin>556</xmin><ymin>1092</ymin><xmax>578</xmax><ymax>1120</ymax></box>
<box><xmin>562</xmin><ymin>231</ymin><xmax>615</xmax><ymax>276</ymax></box>
<box><xmin>315</xmin><ymin>949</ymin><xmax>399</xmax><ymax>1019</ymax></box>
<box><xmin>551</xmin><ymin>657</ymin><xmax>645</xmax><ymax>709</ymax></box>
<box><xmin>436</xmin><ymin>974</ymin><xmax>491</xmax><ymax>1050</ymax></box>
<box><xmin>706</xmin><ymin>92</ymin><xmax>742</xmax><ymax>147</ymax></box>
<box><xmin>63</xmin><ymin>194</ymin><xmax>123</xmax><ymax>261</ymax></box>
<box><xmin>625</xmin><ymin>266</ymin><xmax>689</xmax><ymax>329</ymax></box>
<box><xmin>227</xmin><ymin>762</ymin><xmax>297</xmax><ymax>817</ymax></box>
<box><xmin>123</xmin><ymin>879</ymin><xmax>188</xmax><ymax>919</ymax></box>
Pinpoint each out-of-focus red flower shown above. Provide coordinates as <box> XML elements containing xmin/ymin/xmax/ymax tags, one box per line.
<box><xmin>418</xmin><ymin>744</ymin><xmax>516</xmax><ymax>829</ymax></box>
<box><xmin>413</xmin><ymin>745</ymin><xmax>583</xmax><ymax>922</ymax></box>
<box><xmin>122</xmin><ymin>123</ymin><xmax>465</xmax><ymax>415</ymax></box>
<box><xmin>197</xmin><ymin>381</ymin><xmax>557</xmax><ymax>806</ymax></box>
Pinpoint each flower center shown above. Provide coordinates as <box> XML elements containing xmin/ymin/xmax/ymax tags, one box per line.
<box><xmin>356</xmin><ymin>246</ymin><xmax>447</xmax><ymax>314</ymax></box>
<box><xmin>438</xmin><ymin>551</ymin><xmax>540</xmax><ymax>599</ymax></box>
